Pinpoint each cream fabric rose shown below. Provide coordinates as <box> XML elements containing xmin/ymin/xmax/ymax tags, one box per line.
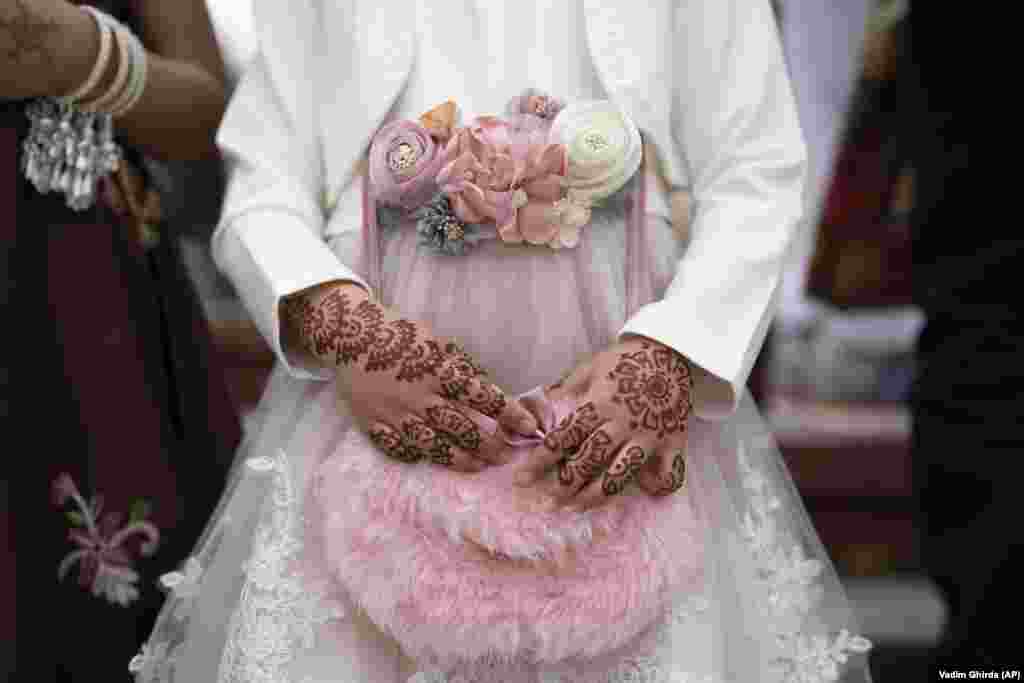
<box><xmin>548</xmin><ymin>101</ymin><xmax>643</xmax><ymax>203</ymax></box>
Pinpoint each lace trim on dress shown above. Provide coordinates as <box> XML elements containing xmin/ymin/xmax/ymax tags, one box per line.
<box><xmin>735</xmin><ymin>443</ymin><xmax>872</xmax><ymax>682</ymax></box>
<box><xmin>132</xmin><ymin>441</ymin><xmax>870</xmax><ymax>682</ymax></box>
<box><xmin>215</xmin><ymin>451</ymin><xmax>346</xmax><ymax>683</ymax></box>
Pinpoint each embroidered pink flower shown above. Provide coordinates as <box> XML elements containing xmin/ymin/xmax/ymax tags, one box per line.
<box><xmin>51</xmin><ymin>472</ymin><xmax>77</xmax><ymax>507</ymax></box>
<box><xmin>369</xmin><ymin>120</ymin><xmax>451</xmax><ymax>210</ymax></box>
<box><xmin>53</xmin><ymin>473</ymin><xmax>160</xmax><ymax>607</ymax></box>
<box><xmin>437</xmin><ymin>117</ymin><xmax>568</xmax><ymax>246</ymax></box>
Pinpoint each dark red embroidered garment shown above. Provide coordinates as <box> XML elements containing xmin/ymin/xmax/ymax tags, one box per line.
<box><xmin>3</xmin><ymin>3</ymin><xmax>239</xmax><ymax>679</ymax></box>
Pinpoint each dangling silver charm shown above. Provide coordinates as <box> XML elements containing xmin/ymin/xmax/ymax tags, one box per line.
<box><xmin>22</xmin><ymin>97</ymin><xmax>122</xmax><ymax>212</ymax></box>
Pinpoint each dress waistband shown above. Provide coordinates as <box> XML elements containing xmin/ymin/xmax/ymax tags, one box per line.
<box><xmin>326</xmin><ymin>89</ymin><xmax>679</xmax><ymax>237</ymax></box>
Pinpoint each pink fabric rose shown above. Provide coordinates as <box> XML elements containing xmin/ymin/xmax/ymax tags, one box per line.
<box><xmin>368</xmin><ymin>120</ymin><xmax>451</xmax><ymax>210</ymax></box>
<box><xmin>437</xmin><ymin>117</ymin><xmax>568</xmax><ymax>246</ymax></box>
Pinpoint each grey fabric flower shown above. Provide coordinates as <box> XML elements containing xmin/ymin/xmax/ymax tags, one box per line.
<box><xmin>413</xmin><ymin>194</ymin><xmax>486</xmax><ymax>256</ymax></box>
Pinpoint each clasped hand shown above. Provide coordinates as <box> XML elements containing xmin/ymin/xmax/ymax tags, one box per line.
<box><xmin>285</xmin><ymin>282</ymin><xmax>538</xmax><ymax>472</ymax></box>
<box><xmin>286</xmin><ymin>285</ymin><xmax>693</xmax><ymax>507</ymax></box>
<box><xmin>513</xmin><ymin>336</ymin><xmax>694</xmax><ymax>511</ymax></box>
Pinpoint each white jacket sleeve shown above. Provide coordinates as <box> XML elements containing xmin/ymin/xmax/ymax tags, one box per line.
<box><xmin>211</xmin><ymin>25</ymin><xmax>369</xmax><ymax>381</ymax></box>
<box><xmin>619</xmin><ymin>0</ymin><xmax>808</xmax><ymax>419</ymax></box>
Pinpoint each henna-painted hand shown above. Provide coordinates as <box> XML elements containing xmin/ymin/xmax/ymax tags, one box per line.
<box><xmin>283</xmin><ymin>283</ymin><xmax>538</xmax><ymax>473</ymax></box>
<box><xmin>513</xmin><ymin>336</ymin><xmax>693</xmax><ymax>510</ymax></box>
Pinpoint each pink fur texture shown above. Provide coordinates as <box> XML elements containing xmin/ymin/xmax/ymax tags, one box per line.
<box><xmin>313</xmin><ymin>390</ymin><xmax>705</xmax><ymax>670</ymax></box>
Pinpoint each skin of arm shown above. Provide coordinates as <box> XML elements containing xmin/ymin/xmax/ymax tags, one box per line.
<box><xmin>1</xmin><ymin>0</ymin><xmax>227</xmax><ymax>161</ymax></box>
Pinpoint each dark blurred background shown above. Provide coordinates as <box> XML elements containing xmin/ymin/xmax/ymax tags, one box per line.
<box><xmin>157</xmin><ymin>0</ymin><xmax>944</xmax><ymax>679</ymax></box>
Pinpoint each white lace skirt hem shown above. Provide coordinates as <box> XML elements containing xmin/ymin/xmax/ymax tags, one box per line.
<box><xmin>132</xmin><ymin>209</ymin><xmax>872</xmax><ymax>683</ymax></box>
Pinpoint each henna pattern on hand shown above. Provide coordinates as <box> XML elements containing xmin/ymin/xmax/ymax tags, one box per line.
<box><xmin>286</xmin><ymin>290</ymin><xmax>510</xmax><ymax>462</ymax></box>
<box><xmin>399</xmin><ymin>416</ymin><xmax>439</xmax><ymax>452</ymax></box>
<box><xmin>286</xmin><ymin>290</ymin><xmax>478</xmax><ymax>387</ymax></box>
<box><xmin>368</xmin><ymin>417</ymin><xmax>462</xmax><ymax>467</ymax></box>
<box><xmin>602</xmin><ymin>446</ymin><xmax>648</xmax><ymax>497</ymax></box>
<box><xmin>364</xmin><ymin>318</ymin><xmax>420</xmax><ymax>373</ymax></box>
<box><xmin>462</xmin><ymin>381</ymin><xmax>508</xmax><ymax>419</ymax></box>
<box><xmin>285</xmin><ymin>289</ymin><xmax>380</xmax><ymax>365</ymax></box>
<box><xmin>558</xmin><ymin>428</ymin><xmax>615</xmax><ymax>487</ymax></box>
<box><xmin>425</xmin><ymin>404</ymin><xmax>481</xmax><ymax>453</ymax></box>
<box><xmin>1</xmin><ymin>0</ymin><xmax>59</xmax><ymax>66</ymax></box>
<box><xmin>392</xmin><ymin>338</ymin><xmax>447</xmax><ymax>382</ymax></box>
<box><xmin>436</xmin><ymin>354</ymin><xmax>507</xmax><ymax>417</ymax></box>
<box><xmin>443</xmin><ymin>342</ymin><xmax>488</xmax><ymax>378</ymax></box>
<box><xmin>368</xmin><ymin>423</ymin><xmax>422</xmax><ymax>464</ymax></box>
<box><xmin>608</xmin><ymin>342</ymin><xmax>693</xmax><ymax>439</ymax></box>
<box><xmin>427</xmin><ymin>436</ymin><xmax>455</xmax><ymax>467</ymax></box>
<box><xmin>649</xmin><ymin>451</ymin><xmax>686</xmax><ymax>496</ymax></box>
<box><xmin>544</xmin><ymin>402</ymin><xmax>602</xmax><ymax>454</ymax></box>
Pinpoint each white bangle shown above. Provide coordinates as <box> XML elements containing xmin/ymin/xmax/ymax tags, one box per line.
<box><xmin>61</xmin><ymin>7</ymin><xmax>113</xmax><ymax>104</ymax></box>
<box><xmin>102</xmin><ymin>24</ymin><xmax>135</xmax><ymax>114</ymax></box>
<box><xmin>110</xmin><ymin>29</ymin><xmax>148</xmax><ymax>118</ymax></box>
<box><xmin>83</xmin><ymin>17</ymin><xmax>131</xmax><ymax>113</ymax></box>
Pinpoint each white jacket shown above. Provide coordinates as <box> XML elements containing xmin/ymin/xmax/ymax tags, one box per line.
<box><xmin>211</xmin><ymin>0</ymin><xmax>807</xmax><ymax>419</ymax></box>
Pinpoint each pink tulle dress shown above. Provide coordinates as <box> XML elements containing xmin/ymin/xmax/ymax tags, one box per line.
<box><xmin>133</xmin><ymin>1</ymin><xmax>874</xmax><ymax>681</ymax></box>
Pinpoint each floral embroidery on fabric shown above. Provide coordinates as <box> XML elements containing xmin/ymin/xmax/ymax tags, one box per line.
<box><xmin>216</xmin><ymin>451</ymin><xmax>346</xmax><ymax>683</ymax></box>
<box><xmin>52</xmin><ymin>473</ymin><xmax>159</xmax><ymax>607</ymax></box>
<box><xmin>737</xmin><ymin>445</ymin><xmax>872</xmax><ymax>682</ymax></box>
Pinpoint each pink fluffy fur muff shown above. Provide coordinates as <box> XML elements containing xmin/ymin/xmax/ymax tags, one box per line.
<box><xmin>313</xmin><ymin>386</ymin><xmax>705</xmax><ymax>671</ymax></box>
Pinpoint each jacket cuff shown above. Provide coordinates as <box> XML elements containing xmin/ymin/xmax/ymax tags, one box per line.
<box><xmin>618</xmin><ymin>286</ymin><xmax>777</xmax><ymax>420</ymax></box>
<box><xmin>212</xmin><ymin>209</ymin><xmax>371</xmax><ymax>381</ymax></box>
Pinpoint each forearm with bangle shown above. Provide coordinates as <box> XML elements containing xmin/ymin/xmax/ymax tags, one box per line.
<box><xmin>19</xmin><ymin>4</ymin><xmax>151</xmax><ymax>210</ymax></box>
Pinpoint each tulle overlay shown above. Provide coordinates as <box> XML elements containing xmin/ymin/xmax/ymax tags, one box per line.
<box><xmin>133</xmin><ymin>174</ymin><xmax>872</xmax><ymax>682</ymax></box>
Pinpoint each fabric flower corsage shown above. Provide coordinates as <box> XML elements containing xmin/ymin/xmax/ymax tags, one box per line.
<box><xmin>542</xmin><ymin>100</ymin><xmax>643</xmax><ymax>249</ymax></box>
<box><xmin>368</xmin><ymin>119</ymin><xmax>451</xmax><ymax>210</ymax></box>
<box><xmin>365</xmin><ymin>91</ymin><xmax>642</xmax><ymax>255</ymax></box>
<box><xmin>549</xmin><ymin>100</ymin><xmax>643</xmax><ymax>203</ymax></box>
<box><xmin>414</xmin><ymin>193</ymin><xmax>490</xmax><ymax>256</ymax></box>
<box><xmin>418</xmin><ymin>99</ymin><xmax>459</xmax><ymax>142</ymax></box>
<box><xmin>437</xmin><ymin>118</ymin><xmax>568</xmax><ymax>246</ymax></box>
<box><xmin>52</xmin><ymin>473</ymin><xmax>160</xmax><ymax>607</ymax></box>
